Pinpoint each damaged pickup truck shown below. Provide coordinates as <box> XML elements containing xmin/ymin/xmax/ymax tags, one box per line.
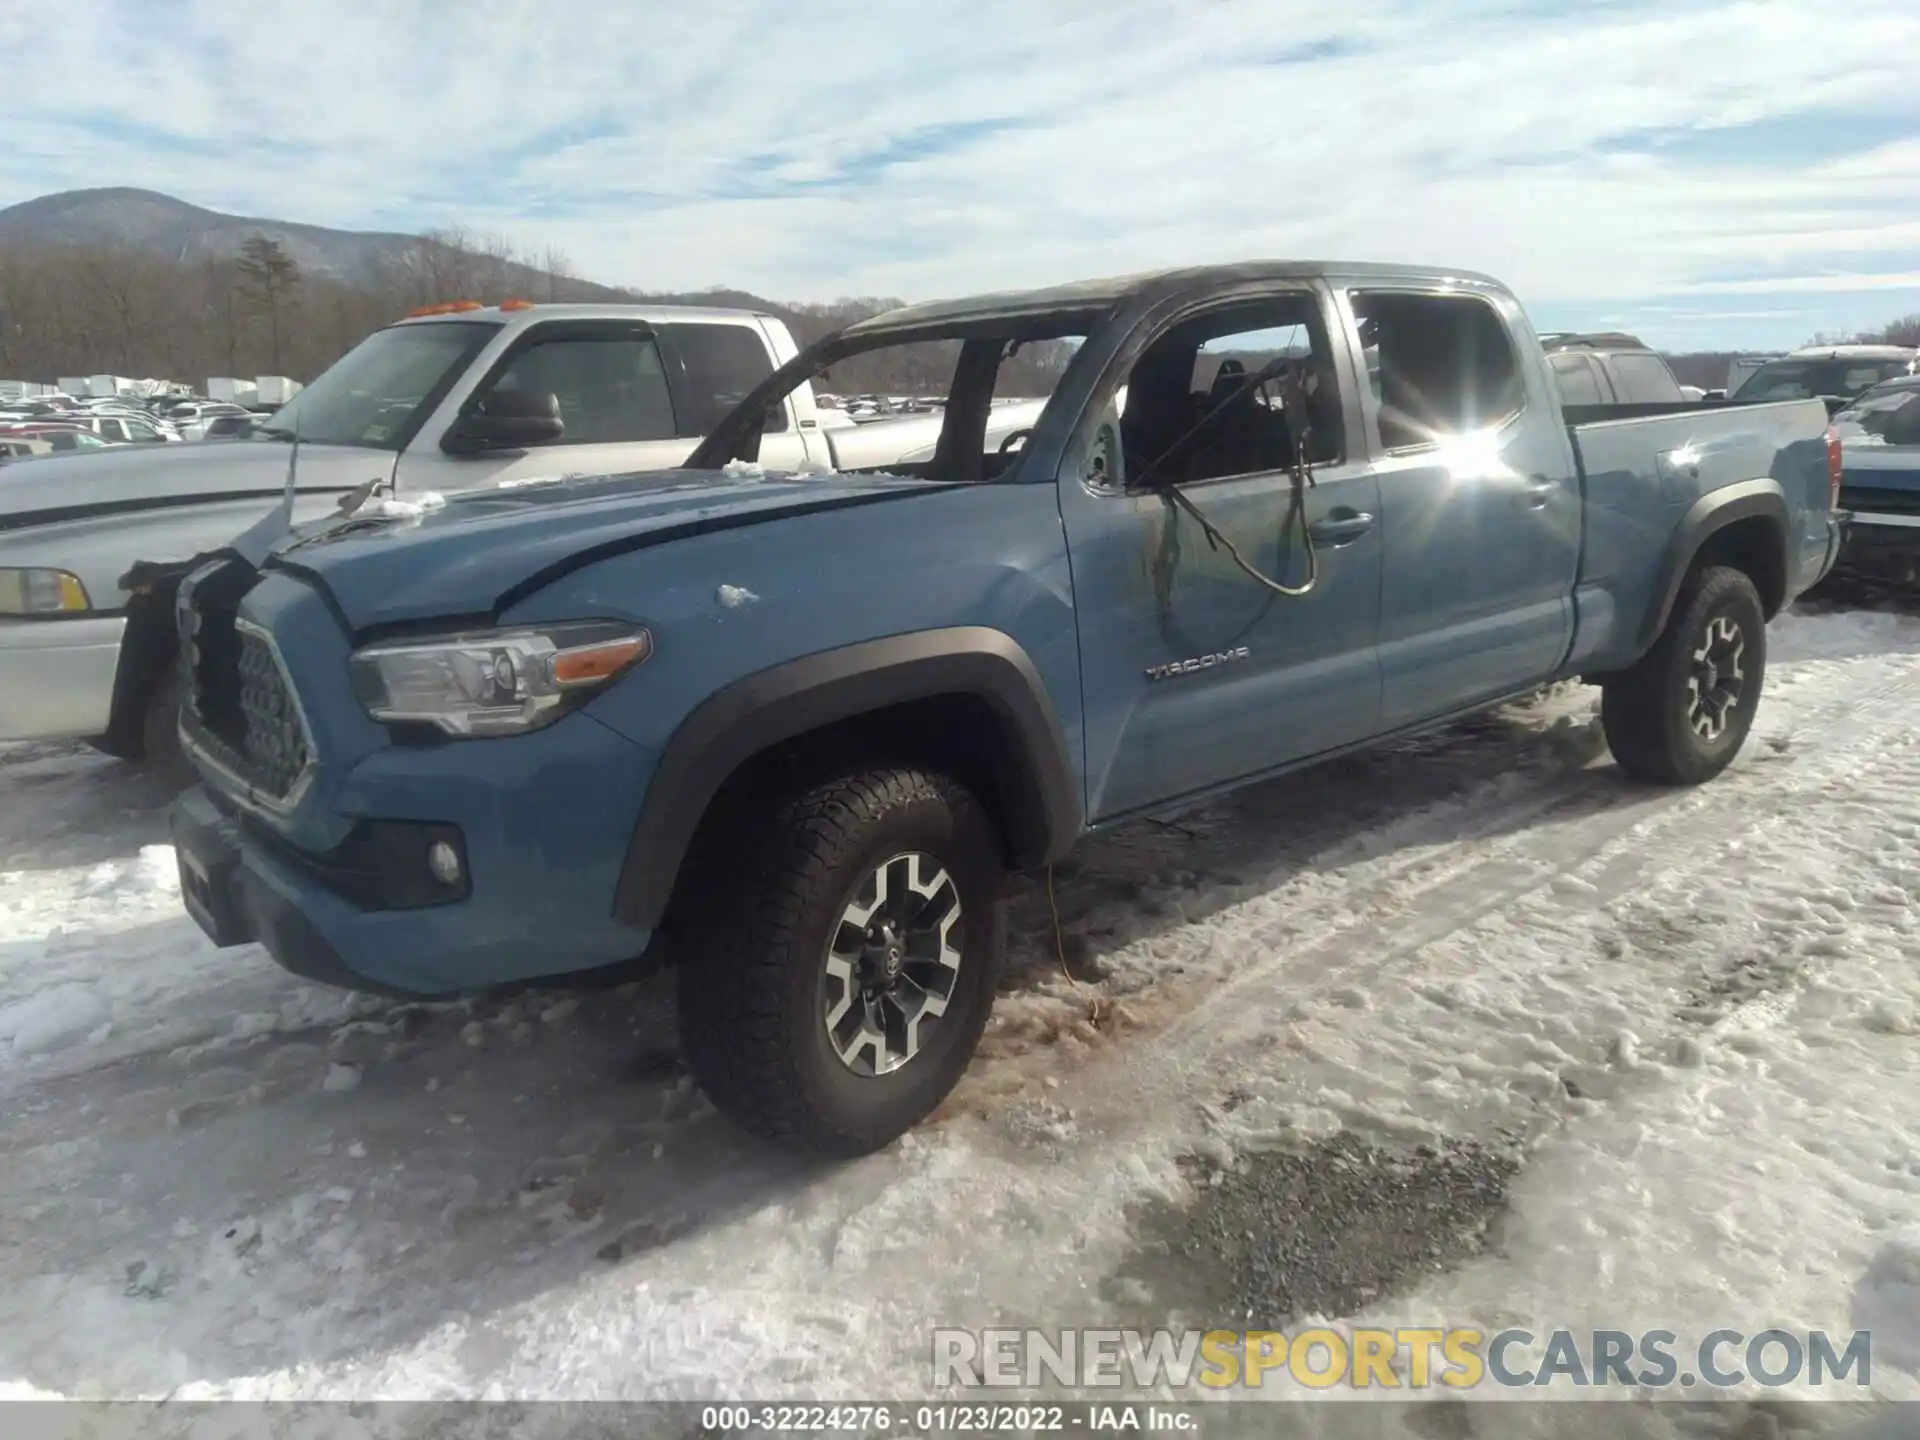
<box><xmin>168</xmin><ymin>262</ymin><xmax>1843</xmax><ymax>1155</ymax></box>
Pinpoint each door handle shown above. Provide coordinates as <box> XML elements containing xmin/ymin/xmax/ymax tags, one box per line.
<box><xmin>1520</xmin><ymin>475</ymin><xmax>1558</xmax><ymax>509</ymax></box>
<box><xmin>1308</xmin><ymin>509</ymin><xmax>1375</xmax><ymax>544</ymax></box>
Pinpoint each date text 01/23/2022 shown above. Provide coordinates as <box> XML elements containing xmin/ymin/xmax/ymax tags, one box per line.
<box><xmin>699</xmin><ymin>1404</ymin><xmax>1200</xmax><ymax>1432</ymax></box>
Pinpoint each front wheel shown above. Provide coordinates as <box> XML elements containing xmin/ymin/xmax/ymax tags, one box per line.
<box><xmin>1602</xmin><ymin>565</ymin><xmax>1766</xmax><ymax>785</ymax></box>
<box><xmin>677</xmin><ymin>766</ymin><xmax>1005</xmax><ymax>1156</ymax></box>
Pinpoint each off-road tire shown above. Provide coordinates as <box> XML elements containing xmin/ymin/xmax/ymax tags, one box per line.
<box><xmin>1602</xmin><ymin>565</ymin><xmax>1766</xmax><ymax>785</ymax></box>
<box><xmin>677</xmin><ymin>766</ymin><xmax>1005</xmax><ymax>1157</ymax></box>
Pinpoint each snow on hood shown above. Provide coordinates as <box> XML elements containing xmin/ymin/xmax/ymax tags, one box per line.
<box><xmin>270</xmin><ymin>466</ymin><xmax>939</xmax><ymax>630</ymax></box>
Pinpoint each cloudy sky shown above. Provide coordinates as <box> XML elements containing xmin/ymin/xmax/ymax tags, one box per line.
<box><xmin>4</xmin><ymin>0</ymin><xmax>1919</xmax><ymax>349</ymax></box>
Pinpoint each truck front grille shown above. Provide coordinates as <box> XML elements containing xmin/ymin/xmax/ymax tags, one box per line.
<box><xmin>179</xmin><ymin>562</ymin><xmax>312</xmax><ymax>805</ymax></box>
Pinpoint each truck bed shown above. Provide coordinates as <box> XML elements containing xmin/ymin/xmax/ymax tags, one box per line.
<box><xmin>1559</xmin><ymin>396</ymin><xmax>1834</xmax><ymax>676</ymax></box>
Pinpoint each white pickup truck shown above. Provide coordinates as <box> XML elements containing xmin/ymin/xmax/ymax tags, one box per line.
<box><xmin>0</xmin><ymin>301</ymin><xmax>1031</xmax><ymax>768</ymax></box>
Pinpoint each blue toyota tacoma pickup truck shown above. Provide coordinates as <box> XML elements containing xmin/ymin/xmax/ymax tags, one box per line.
<box><xmin>168</xmin><ymin>263</ymin><xmax>1843</xmax><ymax>1155</ymax></box>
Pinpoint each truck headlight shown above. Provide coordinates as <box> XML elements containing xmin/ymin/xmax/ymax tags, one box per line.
<box><xmin>349</xmin><ymin>621</ymin><xmax>651</xmax><ymax>736</ymax></box>
<box><xmin>0</xmin><ymin>568</ymin><xmax>91</xmax><ymax>616</ymax></box>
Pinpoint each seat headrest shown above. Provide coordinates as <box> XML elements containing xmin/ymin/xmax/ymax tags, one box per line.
<box><xmin>1209</xmin><ymin>357</ymin><xmax>1251</xmax><ymax>402</ymax></box>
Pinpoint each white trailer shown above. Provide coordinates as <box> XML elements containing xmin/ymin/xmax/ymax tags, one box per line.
<box><xmin>58</xmin><ymin>376</ymin><xmax>90</xmax><ymax>398</ymax></box>
<box><xmin>206</xmin><ymin>377</ymin><xmax>260</xmax><ymax>405</ymax></box>
<box><xmin>254</xmin><ymin>376</ymin><xmax>303</xmax><ymax>405</ymax></box>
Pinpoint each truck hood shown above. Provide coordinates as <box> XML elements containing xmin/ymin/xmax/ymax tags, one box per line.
<box><xmin>267</xmin><ymin>466</ymin><xmax>945</xmax><ymax>631</ymax></box>
<box><xmin>1840</xmin><ymin>444</ymin><xmax>1920</xmax><ymax>491</ymax></box>
<box><xmin>0</xmin><ymin>440</ymin><xmax>392</xmax><ymax>526</ymax></box>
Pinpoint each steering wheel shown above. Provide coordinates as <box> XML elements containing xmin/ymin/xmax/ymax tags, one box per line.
<box><xmin>997</xmin><ymin>427</ymin><xmax>1034</xmax><ymax>455</ymax></box>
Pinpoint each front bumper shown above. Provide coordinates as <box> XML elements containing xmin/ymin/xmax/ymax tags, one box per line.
<box><xmin>1833</xmin><ymin>512</ymin><xmax>1920</xmax><ymax>587</ymax></box>
<box><xmin>172</xmin><ymin>786</ymin><xmax>421</xmax><ymax>997</ymax></box>
<box><xmin>0</xmin><ymin>615</ymin><xmax>125</xmax><ymax>742</ymax></box>
<box><xmin>170</xmin><ymin>710</ymin><xmax>660</xmax><ymax>997</ymax></box>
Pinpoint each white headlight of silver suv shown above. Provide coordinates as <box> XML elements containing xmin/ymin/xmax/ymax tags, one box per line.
<box><xmin>348</xmin><ymin>621</ymin><xmax>651</xmax><ymax>736</ymax></box>
<box><xmin>0</xmin><ymin>568</ymin><xmax>91</xmax><ymax>615</ymax></box>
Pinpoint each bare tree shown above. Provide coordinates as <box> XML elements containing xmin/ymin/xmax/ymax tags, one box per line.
<box><xmin>542</xmin><ymin>245</ymin><xmax>575</xmax><ymax>303</ymax></box>
<box><xmin>1868</xmin><ymin>315</ymin><xmax>1920</xmax><ymax>347</ymax></box>
<box><xmin>200</xmin><ymin>257</ymin><xmax>246</xmax><ymax>376</ymax></box>
<box><xmin>236</xmin><ymin>236</ymin><xmax>303</xmax><ymax>372</ymax></box>
<box><xmin>1805</xmin><ymin>317</ymin><xmax>1920</xmax><ymax>348</ymax></box>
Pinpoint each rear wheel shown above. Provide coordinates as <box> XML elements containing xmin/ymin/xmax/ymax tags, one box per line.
<box><xmin>1602</xmin><ymin>565</ymin><xmax>1766</xmax><ymax>785</ymax></box>
<box><xmin>677</xmin><ymin>766</ymin><xmax>1004</xmax><ymax>1156</ymax></box>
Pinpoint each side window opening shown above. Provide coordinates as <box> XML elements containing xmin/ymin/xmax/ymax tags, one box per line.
<box><xmin>1549</xmin><ymin>353</ymin><xmax>1606</xmax><ymax>407</ymax></box>
<box><xmin>708</xmin><ymin>311</ymin><xmax>1096</xmax><ymax>482</ymax></box>
<box><xmin>1118</xmin><ymin>294</ymin><xmax>1344</xmax><ymax>488</ymax></box>
<box><xmin>663</xmin><ymin>323</ymin><xmax>784</xmax><ymax>437</ymax></box>
<box><xmin>1350</xmin><ymin>291</ymin><xmax>1524</xmax><ymax>451</ymax></box>
<box><xmin>476</xmin><ymin>330</ymin><xmax>676</xmax><ymax>446</ymax></box>
<box><xmin>1608</xmin><ymin>352</ymin><xmax>1683</xmax><ymax>405</ymax></box>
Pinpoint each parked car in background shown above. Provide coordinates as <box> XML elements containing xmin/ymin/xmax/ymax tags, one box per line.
<box><xmin>164</xmin><ymin>400</ymin><xmax>234</xmax><ymax>424</ymax></box>
<box><xmin>63</xmin><ymin>410</ymin><xmax>182</xmax><ymax>445</ymax></box>
<box><xmin>0</xmin><ymin>399</ymin><xmax>76</xmax><ymax>421</ymax></box>
<box><xmin>0</xmin><ymin>300</ymin><xmax>944</xmax><ymax>769</ymax></box>
<box><xmin>189</xmin><ymin>414</ymin><xmax>260</xmax><ymax>443</ymax></box>
<box><xmin>14</xmin><ymin>426</ymin><xmax>115</xmax><ymax>454</ymax></box>
<box><xmin>0</xmin><ymin>438</ymin><xmax>53</xmax><ymax>464</ymax></box>
<box><xmin>1</xmin><ymin>422</ymin><xmax>112</xmax><ymax>452</ymax></box>
<box><xmin>166</xmin><ymin>260</ymin><xmax>1841</xmax><ymax>1155</ymax></box>
<box><xmin>1731</xmin><ymin>346</ymin><xmax>1918</xmax><ymax>408</ymax></box>
<box><xmin>1540</xmin><ymin>332</ymin><xmax>1687</xmax><ymax>406</ymax></box>
<box><xmin>172</xmin><ymin>404</ymin><xmax>259</xmax><ymax>442</ymax></box>
<box><xmin>1829</xmin><ymin>373</ymin><xmax>1920</xmax><ymax>586</ymax></box>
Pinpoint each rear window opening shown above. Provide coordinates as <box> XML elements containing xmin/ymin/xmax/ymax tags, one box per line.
<box><xmin>1349</xmin><ymin>291</ymin><xmax>1526</xmax><ymax>450</ymax></box>
<box><xmin>1607</xmin><ymin>352</ymin><xmax>1685</xmax><ymax>405</ymax></box>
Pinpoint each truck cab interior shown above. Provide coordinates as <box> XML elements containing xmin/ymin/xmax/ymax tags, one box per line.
<box><xmin>1115</xmin><ymin>297</ymin><xmax>1345</xmax><ymax>486</ymax></box>
<box><xmin>703</xmin><ymin>309</ymin><xmax>1102</xmax><ymax>484</ymax></box>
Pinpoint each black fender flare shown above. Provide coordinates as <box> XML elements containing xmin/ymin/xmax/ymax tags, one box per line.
<box><xmin>1635</xmin><ymin>478</ymin><xmax>1790</xmax><ymax>653</ymax></box>
<box><xmin>99</xmin><ymin>558</ymin><xmax>206</xmax><ymax>757</ymax></box>
<box><xmin>610</xmin><ymin>627</ymin><xmax>1083</xmax><ymax>931</ymax></box>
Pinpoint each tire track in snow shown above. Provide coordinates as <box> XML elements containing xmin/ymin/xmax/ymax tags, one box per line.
<box><xmin>1111</xmin><ymin>661</ymin><xmax>1920</xmax><ymax>1104</ymax></box>
<box><xmin>893</xmin><ymin>656</ymin><xmax>1920</xmax><ymax>1395</ymax></box>
<box><xmin>976</xmin><ymin>653</ymin><xmax>1920</xmax><ymax>1095</ymax></box>
<box><xmin>575</xmin><ymin>651</ymin><xmax>1920</xmax><ymax>1402</ymax></box>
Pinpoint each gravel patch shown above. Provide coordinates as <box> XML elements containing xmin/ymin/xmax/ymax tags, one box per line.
<box><xmin>1117</xmin><ymin>1133</ymin><xmax>1519</xmax><ymax>1326</ymax></box>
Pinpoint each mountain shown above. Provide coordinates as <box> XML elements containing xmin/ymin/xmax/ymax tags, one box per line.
<box><xmin>0</xmin><ymin>186</ymin><xmax>638</xmax><ymax>301</ymax></box>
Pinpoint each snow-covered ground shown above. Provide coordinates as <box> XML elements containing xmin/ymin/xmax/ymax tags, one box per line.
<box><xmin>3</xmin><ymin>602</ymin><xmax>1920</xmax><ymax>1433</ymax></box>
